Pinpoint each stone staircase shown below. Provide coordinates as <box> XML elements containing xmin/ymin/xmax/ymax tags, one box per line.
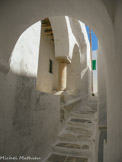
<box><xmin>43</xmin><ymin>96</ymin><xmax>98</xmax><ymax>162</ymax></box>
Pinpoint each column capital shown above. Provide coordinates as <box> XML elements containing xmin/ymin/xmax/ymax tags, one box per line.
<box><xmin>56</xmin><ymin>56</ymin><xmax>71</xmax><ymax>64</ymax></box>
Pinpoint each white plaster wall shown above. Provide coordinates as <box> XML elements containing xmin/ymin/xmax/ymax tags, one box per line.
<box><xmin>67</xmin><ymin>45</ymin><xmax>82</xmax><ymax>91</ymax></box>
<box><xmin>0</xmin><ymin>20</ymin><xmax>60</xmax><ymax>160</ymax></box>
<box><xmin>37</xmin><ymin>28</ymin><xmax>59</xmax><ymax>93</ymax></box>
<box><xmin>97</xmin><ymin>48</ymin><xmax>107</xmax><ymax>127</ymax></box>
<box><xmin>49</xmin><ymin>16</ymin><xmax>70</xmax><ymax>60</ymax></box>
<box><xmin>114</xmin><ymin>2</ymin><xmax>122</xmax><ymax>158</ymax></box>
<box><xmin>97</xmin><ymin>46</ymin><xmax>107</xmax><ymax>162</ymax></box>
<box><xmin>67</xmin><ymin>18</ymin><xmax>91</xmax><ymax>98</ymax></box>
<box><xmin>78</xmin><ymin>21</ymin><xmax>91</xmax><ymax>96</ymax></box>
<box><xmin>79</xmin><ymin>21</ymin><xmax>91</xmax><ymax>71</ymax></box>
<box><xmin>10</xmin><ymin>22</ymin><xmax>41</xmax><ymax>77</ymax></box>
<box><xmin>105</xmin><ymin>1</ymin><xmax>122</xmax><ymax>161</ymax></box>
<box><xmin>50</xmin><ymin>16</ymin><xmax>80</xmax><ymax>62</ymax></box>
<box><xmin>65</xmin><ymin>16</ymin><xmax>77</xmax><ymax>61</ymax></box>
<box><xmin>92</xmin><ymin>50</ymin><xmax>98</xmax><ymax>94</ymax></box>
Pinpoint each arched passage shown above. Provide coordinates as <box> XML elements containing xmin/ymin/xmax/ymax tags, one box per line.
<box><xmin>0</xmin><ymin>1</ymin><xmax>121</xmax><ymax>162</ymax></box>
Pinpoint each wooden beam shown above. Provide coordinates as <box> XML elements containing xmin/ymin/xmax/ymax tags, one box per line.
<box><xmin>45</xmin><ymin>31</ymin><xmax>53</xmax><ymax>35</ymax></box>
<box><xmin>42</xmin><ymin>25</ymin><xmax>51</xmax><ymax>29</ymax></box>
<box><xmin>48</xmin><ymin>35</ymin><xmax>54</xmax><ymax>39</ymax></box>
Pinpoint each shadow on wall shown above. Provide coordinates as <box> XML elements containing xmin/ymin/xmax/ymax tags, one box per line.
<box><xmin>67</xmin><ymin>18</ymin><xmax>91</xmax><ymax>97</ymax></box>
<box><xmin>0</xmin><ymin>70</ymin><xmax>60</xmax><ymax>160</ymax></box>
<box><xmin>67</xmin><ymin>44</ymin><xmax>90</xmax><ymax>97</ymax></box>
<box><xmin>68</xmin><ymin>17</ymin><xmax>87</xmax><ymax>70</ymax></box>
<box><xmin>67</xmin><ymin>44</ymin><xmax>82</xmax><ymax>90</ymax></box>
<box><xmin>0</xmin><ymin>20</ymin><xmax>60</xmax><ymax>161</ymax></box>
<box><xmin>36</xmin><ymin>24</ymin><xmax>59</xmax><ymax>94</ymax></box>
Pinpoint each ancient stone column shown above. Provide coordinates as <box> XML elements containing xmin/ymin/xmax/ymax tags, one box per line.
<box><xmin>58</xmin><ymin>62</ymin><xmax>67</xmax><ymax>91</ymax></box>
<box><xmin>56</xmin><ymin>57</ymin><xmax>70</xmax><ymax>91</ymax></box>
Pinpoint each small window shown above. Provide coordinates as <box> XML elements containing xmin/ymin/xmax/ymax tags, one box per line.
<box><xmin>49</xmin><ymin>59</ymin><xmax>53</xmax><ymax>74</ymax></box>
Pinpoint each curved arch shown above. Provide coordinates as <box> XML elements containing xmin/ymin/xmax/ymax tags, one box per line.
<box><xmin>49</xmin><ymin>16</ymin><xmax>70</xmax><ymax>60</ymax></box>
<box><xmin>0</xmin><ymin>0</ymin><xmax>113</xmax><ymax>70</ymax></box>
<box><xmin>10</xmin><ymin>21</ymin><xmax>41</xmax><ymax>77</ymax></box>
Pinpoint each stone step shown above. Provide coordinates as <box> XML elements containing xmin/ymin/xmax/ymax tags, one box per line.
<box><xmin>56</xmin><ymin>139</ymin><xmax>92</xmax><ymax>149</ymax></box>
<box><xmin>71</xmin><ymin>112</ymin><xmax>95</xmax><ymax>120</ymax></box>
<box><xmin>52</xmin><ymin>141</ymin><xmax>91</xmax><ymax>157</ymax></box>
<box><xmin>74</xmin><ymin>107</ymin><xmax>96</xmax><ymax>114</ymax></box>
<box><xmin>64</xmin><ymin>125</ymin><xmax>93</xmax><ymax>137</ymax></box>
<box><xmin>44</xmin><ymin>153</ymin><xmax>89</xmax><ymax>162</ymax></box>
<box><xmin>67</xmin><ymin>117</ymin><xmax>94</xmax><ymax>128</ymax></box>
<box><xmin>58</xmin><ymin>132</ymin><xmax>93</xmax><ymax>142</ymax></box>
<box><xmin>72</xmin><ymin>105</ymin><xmax>96</xmax><ymax>114</ymax></box>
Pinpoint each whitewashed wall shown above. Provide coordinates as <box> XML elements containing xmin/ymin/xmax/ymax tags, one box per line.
<box><xmin>37</xmin><ymin>28</ymin><xmax>59</xmax><ymax>93</ymax></box>
<box><xmin>0</xmin><ymin>21</ymin><xmax>60</xmax><ymax>160</ymax></box>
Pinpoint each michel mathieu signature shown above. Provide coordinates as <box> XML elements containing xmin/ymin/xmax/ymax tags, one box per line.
<box><xmin>0</xmin><ymin>156</ymin><xmax>41</xmax><ymax>160</ymax></box>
